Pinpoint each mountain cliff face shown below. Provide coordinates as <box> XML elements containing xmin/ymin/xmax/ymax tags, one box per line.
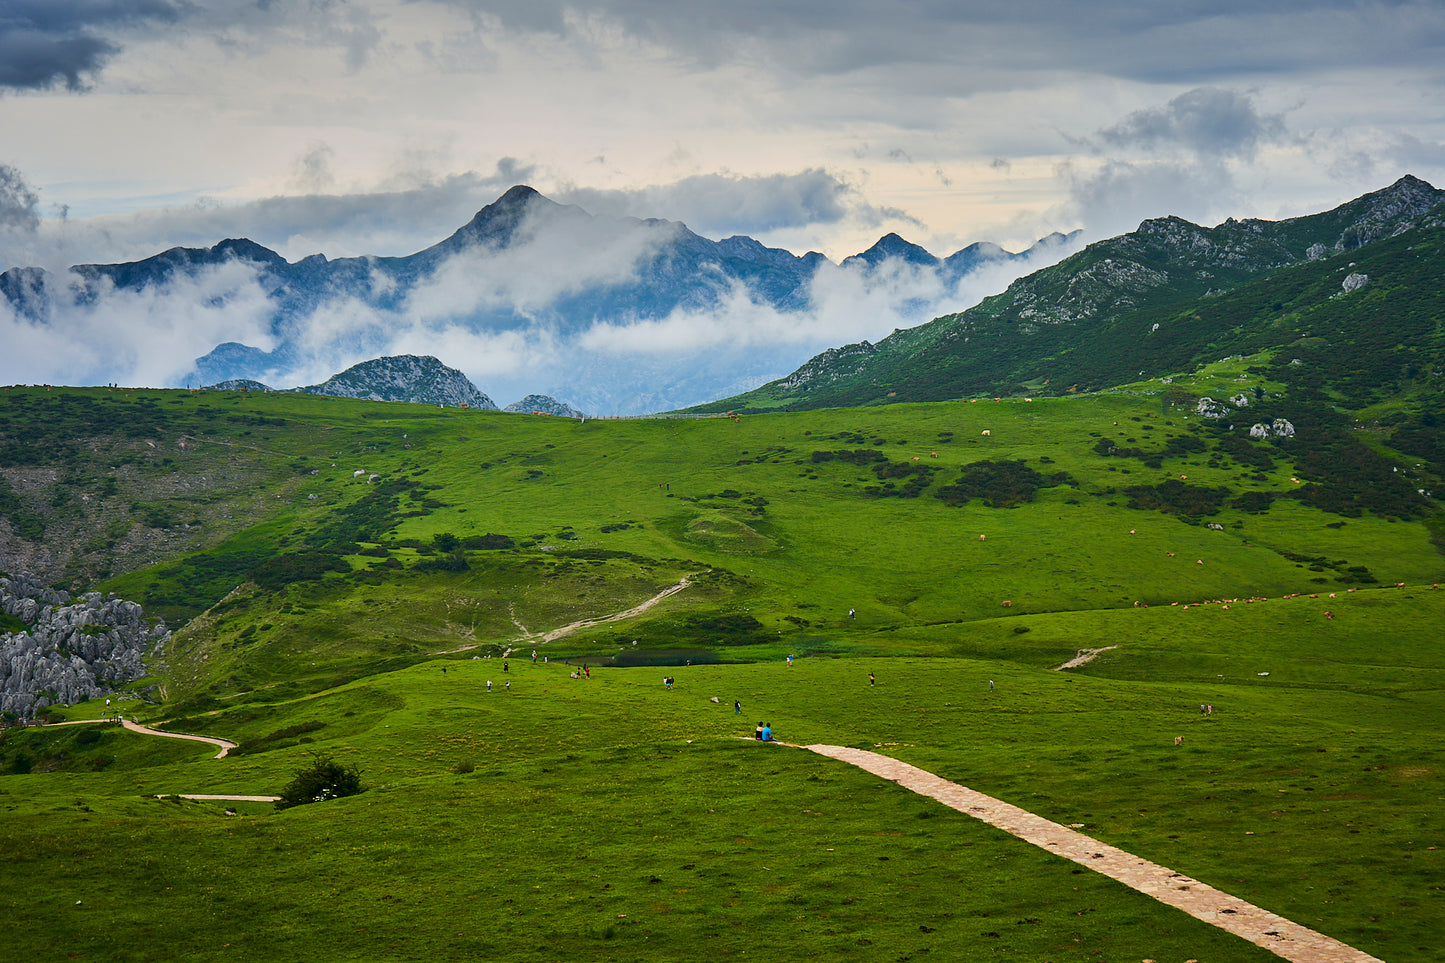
<box><xmin>0</xmin><ymin>187</ymin><xmax>1067</xmax><ymax>415</ymax></box>
<box><xmin>703</xmin><ymin>176</ymin><xmax>1445</xmax><ymax>412</ymax></box>
<box><xmin>294</xmin><ymin>356</ymin><xmax>498</xmax><ymax>408</ymax></box>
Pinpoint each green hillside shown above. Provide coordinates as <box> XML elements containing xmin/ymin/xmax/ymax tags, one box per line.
<box><xmin>697</xmin><ymin>177</ymin><xmax>1445</xmax><ymax>423</ymax></box>
<box><xmin>2</xmin><ymin>368</ymin><xmax>1442</xmax><ymax>960</ymax></box>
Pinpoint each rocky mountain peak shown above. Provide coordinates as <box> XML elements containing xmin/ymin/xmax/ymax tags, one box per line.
<box><xmin>299</xmin><ymin>355</ymin><xmax>499</xmax><ymax>409</ymax></box>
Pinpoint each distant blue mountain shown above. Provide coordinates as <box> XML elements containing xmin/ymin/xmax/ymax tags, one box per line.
<box><xmin>0</xmin><ymin>186</ymin><xmax>1072</xmax><ymax>414</ymax></box>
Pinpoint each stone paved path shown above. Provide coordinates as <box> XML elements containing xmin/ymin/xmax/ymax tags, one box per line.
<box><xmin>806</xmin><ymin>744</ymin><xmax>1384</xmax><ymax>963</ymax></box>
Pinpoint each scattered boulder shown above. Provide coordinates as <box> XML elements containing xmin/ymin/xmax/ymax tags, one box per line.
<box><xmin>1249</xmin><ymin>418</ymin><xmax>1295</xmax><ymax>439</ymax></box>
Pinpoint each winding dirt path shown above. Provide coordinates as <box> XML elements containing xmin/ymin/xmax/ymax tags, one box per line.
<box><xmin>498</xmin><ymin>576</ymin><xmax>695</xmax><ymax>655</ymax></box>
<box><xmin>805</xmin><ymin>744</ymin><xmax>1382</xmax><ymax>963</ymax></box>
<box><xmin>39</xmin><ymin>718</ymin><xmax>276</xmax><ymax>801</ymax></box>
<box><xmin>117</xmin><ymin>718</ymin><xmax>238</xmax><ymax>759</ymax></box>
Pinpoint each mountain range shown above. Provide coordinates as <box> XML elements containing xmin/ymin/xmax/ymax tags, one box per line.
<box><xmin>699</xmin><ymin>175</ymin><xmax>1445</xmax><ymax>416</ymax></box>
<box><xmin>0</xmin><ymin>186</ymin><xmax>1074</xmax><ymax>416</ymax></box>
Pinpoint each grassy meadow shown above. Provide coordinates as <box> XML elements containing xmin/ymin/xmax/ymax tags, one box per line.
<box><xmin>1</xmin><ymin>380</ymin><xmax>1442</xmax><ymax>960</ymax></box>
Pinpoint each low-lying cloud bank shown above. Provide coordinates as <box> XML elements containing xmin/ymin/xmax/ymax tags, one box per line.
<box><xmin>0</xmin><ymin>197</ymin><xmax>1078</xmax><ymax>412</ymax></box>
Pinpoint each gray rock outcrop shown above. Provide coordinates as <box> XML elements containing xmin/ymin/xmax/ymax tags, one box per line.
<box><xmin>0</xmin><ymin>573</ymin><xmax>169</xmax><ymax>722</ymax></box>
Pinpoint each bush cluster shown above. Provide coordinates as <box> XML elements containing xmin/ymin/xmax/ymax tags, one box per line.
<box><xmin>275</xmin><ymin>754</ymin><xmax>363</xmax><ymax>810</ymax></box>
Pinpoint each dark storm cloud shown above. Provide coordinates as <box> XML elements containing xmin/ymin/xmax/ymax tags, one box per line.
<box><xmin>0</xmin><ymin>1</ymin><xmax>182</xmax><ymax>91</ymax></box>
<box><xmin>433</xmin><ymin>0</ymin><xmax>1445</xmax><ymax>85</ymax></box>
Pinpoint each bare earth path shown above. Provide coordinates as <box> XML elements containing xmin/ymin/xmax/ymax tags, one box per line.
<box><xmin>40</xmin><ymin>719</ymin><xmax>277</xmax><ymax>801</ymax></box>
<box><xmin>805</xmin><ymin>745</ymin><xmax>1384</xmax><ymax>963</ymax></box>
<box><xmin>1054</xmin><ymin>645</ymin><xmax>1119</xmax><ymax>670</ymax></box>
<box><xmin>118</xmin><ymin>718</ymin><xmax>238</xmax><ymax>759</ymax></box>
<box><xmin>499</xmin><ymin>576</ymin><xmax>695</xmax><ymax>655</ymax></box>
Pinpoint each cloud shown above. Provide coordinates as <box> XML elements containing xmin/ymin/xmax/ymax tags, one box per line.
<box><xmin>403</xmin><ymin>199</ymin><xmax>681</xmax><ymax>321</ymax></box>
<box><xmin>432</xmin><ymin>1</ymin><xmax>1445</xmax><ymax>88</ymax></box>
<box><xmin>10</xmin><ymin>160</ymin><xmax>539</xmax><ymax>268</ymax></box>
<box><xmin>1099</xmin><ymin>88</ymin><xmax>1288</xmax><ymax>161</ymax></box>
<box><xmin>0</xmin><ymin>258</ymin><xmax>277</xmax><ymax>387</ymax></box>
<box><xmin>0</xmin><ymin>1</ymin><xmax>181</xmax><ymax>91</ymax></box>
<box><xmin>0</xmin><ymin>164</ymin><xmax>41</xmax><ymax>234</ymax></box>
<box><xmin>552</xmin><ymin>169</ymin><xmax>898</xmax><ymax>238</ymax></box>
<box><xmin>1061</xmin><ymin>88</ymin><xmax>1294</xmax><ymax>237</ymax></box>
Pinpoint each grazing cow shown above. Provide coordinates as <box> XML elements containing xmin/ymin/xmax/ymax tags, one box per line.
<box><xmin>1174</xmin><ymin>736</ymin><xmax>1184</xmax><ymax>746</ymax></box>
<box><xmin>1325</xmin><ymin>611</ymin><xmax>1335</xmax><ymax>620</ymax></box>
<box><xmin>979</xmin><ymin>534</ymin><xmax>986</xmax><ymax>540</ymax></box>
<box><xmin>930</xmin><ymin>452</ymin><xmax>939</xmax><ymax>458</ymax></box>
<box><xmin>1000</xmin><ymin>600</ymin><xmax>1012</xmax><ymax>607</ymax></box>
<box><xmin>981</xmin><ymin>429</ymin><xmax>991</xmax><ymax>436</ymax></box>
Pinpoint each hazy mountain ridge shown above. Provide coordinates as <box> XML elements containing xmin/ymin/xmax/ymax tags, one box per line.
<box><xmin>0</xmin><ymin>187</ymin><xmax>1072</xmax><ymax>415</ymax></box>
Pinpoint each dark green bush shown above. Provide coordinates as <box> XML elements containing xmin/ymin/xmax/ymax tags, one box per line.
<box><xmin>275</xmin><ymin>754</ymin><xmax>363</xmax><ymax>810</ymax></box>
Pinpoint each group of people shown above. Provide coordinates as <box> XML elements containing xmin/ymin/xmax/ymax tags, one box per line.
<box><xmin>754</xmin><ymin>721</ymin><xmax>775</xmax><ymax>742</ymax></box>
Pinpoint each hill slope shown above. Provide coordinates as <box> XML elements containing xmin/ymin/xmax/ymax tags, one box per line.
<box><xmin>703</xmin><ymin>175</ymin><xmax>1445</xmax><ymax>413</ymax></box>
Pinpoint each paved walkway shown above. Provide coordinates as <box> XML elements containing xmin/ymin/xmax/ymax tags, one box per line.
<box><xmin>806</xmin><ymin>745</ymin><xmax>1384</xmax><ymax>963</ymax></box>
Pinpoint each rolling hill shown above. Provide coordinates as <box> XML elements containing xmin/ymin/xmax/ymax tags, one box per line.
<box><xmin>2</xmin><ymin>180</ymin><xmax>1443</xmax><ymax>962</ymax></box>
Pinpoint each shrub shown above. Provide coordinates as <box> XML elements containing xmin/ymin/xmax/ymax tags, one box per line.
<box><xmin>275</xmin><ymin>754</ymin><xmax>363</xmax><ymax>810</ymax></box>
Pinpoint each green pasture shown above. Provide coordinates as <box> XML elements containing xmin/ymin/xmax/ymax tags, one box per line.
<box><xmin>3</xmin><ymin>384</ymin><xmax>1443</xmax><ymax>960</ymax></box>
<box><xmin>4</xmin><ymin>606</ymin><xmax>1442</xmax><ymax>961</ymax></box>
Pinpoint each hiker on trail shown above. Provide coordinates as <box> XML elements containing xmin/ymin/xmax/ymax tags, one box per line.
<box><xmin>734</xmin><ymin>700</ymin><xmax>741</xmax><ymax>715</ymax></box>
<box><xmin>761</xmin><ymin>723</ymin><xmax>774</xmax><ymax>742</ymax></box>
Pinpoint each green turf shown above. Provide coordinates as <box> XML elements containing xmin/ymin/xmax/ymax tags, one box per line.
<box><xmin>2</xmin><ymin>382</ymin><xmax>1442</xmax><ymax>960</ymax></box>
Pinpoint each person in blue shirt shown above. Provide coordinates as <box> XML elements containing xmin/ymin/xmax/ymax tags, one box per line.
<box><xmin>760</xmin><ymin>723</ymin><xmax>773</xmax><ymax>742</ymax></box>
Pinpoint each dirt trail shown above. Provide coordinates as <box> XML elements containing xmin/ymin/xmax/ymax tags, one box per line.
<box><xmin>1054</xmin><ymin>645</ymin><xmax>1118</xmax><ymax>670</ymax></box>
<box><xmin>805</xmin><ymin>744</ymin><xmax>1383</xmax><ymax>963</ymax></box>
<box><xmin>40</xmin><ymin>718</ymin><xmax>272</xmax><ymax>800</ymax></box>
<box><xmin>499</xmin><ymin>576</ymin><xmax>695</xmax><ymax>655</ymax></box>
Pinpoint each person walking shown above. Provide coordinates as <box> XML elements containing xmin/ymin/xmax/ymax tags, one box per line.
<box><xmin>869</xmin><ymin>672</ymin><xmax>875</xmax><ymax>686</ymax></box>
<box><xmin>734</xmin><ymin>700</ymin><xmax>741</xmax><ymax>715</ymax></box>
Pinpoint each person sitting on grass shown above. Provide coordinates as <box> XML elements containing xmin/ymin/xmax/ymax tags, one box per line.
<box><xmin>755</xmin><ymin>721</ymin><xmax>764</xmax><ymax>740</ymax></box>
<box><xmin>760</xmin><ymin>723</ymin><xmax>774</xmax><ymax>742</ymax></box>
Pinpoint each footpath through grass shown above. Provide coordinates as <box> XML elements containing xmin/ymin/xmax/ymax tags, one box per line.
<box><xmin>4</xmin><ymin>600</ymin><xmax>1441</xmax><ymax>961</ymax></box>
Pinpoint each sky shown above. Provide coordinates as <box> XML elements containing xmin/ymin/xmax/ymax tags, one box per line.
<box><xmin>1</xmin><ymin>1</ymin><xmax>1444</xmax><ymax>400</ymax></box>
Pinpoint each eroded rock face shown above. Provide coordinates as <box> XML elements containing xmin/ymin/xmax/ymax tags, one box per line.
<box><xmin>0</xmin><ymin>574</ymin><xmax>168</xmax><ymax>722</ymax></box>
